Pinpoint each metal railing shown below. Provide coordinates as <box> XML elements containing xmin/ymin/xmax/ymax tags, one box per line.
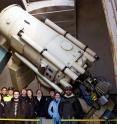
<box><xmin>0</xmin><ymin>118</ymin><xmax>117</xmax><ymax>124</ymax></box>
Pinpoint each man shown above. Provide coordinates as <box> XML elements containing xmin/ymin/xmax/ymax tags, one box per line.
<box><xmin>3</xmin><ymin>87</ymin><xmax>14</xmax><ymax>104</ymax></box>
<box><xmin>5</xmin><ymin>90</ymin><xmax>28</xmax><ymax>124</ymax></box>
<box><xmin>59</xmin><ymin>86</ymin><xmax>84</xmax><ymax>124</ymax></box>
<box><xmin>20</xmin><ymin>88</ymin><xmax>27</xmax><ymax>102</ymax></box>
<box><xmin>1</xmin><ymin>87</ymin><xmax>8</xmax><ymax>103</ymax></box>
<box><xmin>45</xmin><ymin>89</ymin><xmax>55</xmax><ymax>119</ymax></box>
<box><xmin>1</xmin><ymin>87</ymin><xmax>7</xmax><ymax>98</ymax></box>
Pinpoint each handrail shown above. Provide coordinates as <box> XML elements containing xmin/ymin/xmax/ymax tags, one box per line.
<box><xmin>0</xmin><ymin>118</ymin><xmax>116</xmax><ymax>122</ymax></box>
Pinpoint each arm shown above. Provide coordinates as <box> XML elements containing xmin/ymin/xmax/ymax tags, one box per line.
<box><xmin>48</xmin><ymin>101</ymin><xmax>53</xmax><ymax>118</ymax></box>
<box><xmin>58</xmin><ymin>101</ymin><xmax>63</xmax><ymax>118</ymax></box>
<box><xmin>4</xmin><ymin>102</ymin><xmax>11</xmax><ymax>118</ymax></box>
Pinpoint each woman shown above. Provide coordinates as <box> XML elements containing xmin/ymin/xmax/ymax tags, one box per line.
<box><xmin>34</xmin><ymin>89</ymin><xmax>46</xmax><ymax>118</ymax></box>
<box><xmin>26</xmin><ymin>89</ymin><xmax>36</xmax><ymax>124</ymax></box>
<box><xmin>27</xmin><ymin>89</ymin><xmax>35</xmax><ymax>119</ymax></box>
<box><xmin>48</xmin><ymin>92</ymin><xmax>61</xmax><ymax>124</ymax></box>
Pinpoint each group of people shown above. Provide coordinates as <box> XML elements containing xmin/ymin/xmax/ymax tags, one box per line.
<box><xmin>0</xmin><ymin>86</ymin><xmax>84</xmax><ymax>124</ymax></box>
<box><xmin>47</xmin><ymin>87</ymin><xmax>84</xmax><ymax>124</ymax></box>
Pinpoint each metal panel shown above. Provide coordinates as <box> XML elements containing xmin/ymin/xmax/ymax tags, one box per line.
<box><xmin>24</xmin><ymin>0</ymin><xmax>76</xmax><ymax>36</ymax></box>
<box><xmin>0</xmin><ymin>47</ymin><xmax>11</xmax><ymax>73</ymax></box>
<box><xmin>8</xmin><ymin>59</ymin><xmax>35</xmax><ymax>90</ymax></box>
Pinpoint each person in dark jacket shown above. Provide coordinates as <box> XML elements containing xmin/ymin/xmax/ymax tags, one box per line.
<box><xmin>34</xmin><ymin>89</ymin><xmax>46</xmax><ymax>118</ymax></box>
<box><xmin>26</xmin><ymin>89</ymin><xmax>36</xmax><ymax>119</ymax></box>
<box><xmin>59</xmin><ymin>86</ymin><xmax>84</xmax><ymax>124</ymax></box>
<box><xmin>45</xmin><ymin>89</ymin><xmax>55</xmax><ymax>119</ymax></box>
<box><xmin>26</xmin><ymin>89</ymin><xmax>36</xmax><ymax>124</ymax></box>
<box><xmin>0</xmin><ymin>93</ymin><xmax>5</xmax><ymax>124</ymax></box>
<box><xmin>20</xmin><ymin>88</ymin><xmax>28</xmax><ymax>102</ymax></box>
<box><xmin>4</xmin><ymin>90</ymin><xmax>28</xmax><ymax>124</ymax></box>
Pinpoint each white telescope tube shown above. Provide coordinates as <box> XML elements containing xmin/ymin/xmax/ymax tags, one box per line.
<box><xmin>19</xmin><ymin>32</ymin><xmax>65</xmax><ymax>70</ymax></box>
<box><xmin>65</xmin><ymin>33</ymin><xmax>96</xmax><ymax>57</ymax></box>
<box><xmin>36</xmin><ymin>76</ymin><xmax>51</xmax><ymax>88</ymax></box>
<box><xmin>19</xmin><ymin>32</ymin><xmax>78</xmax><ymax>81</ymax></box>
<box><xmin>86</xmin><ymin>48</ymin><xmax>96</xmax><ymax>57</ymax></box>
<box><xmin>15</xmin><ymin>52</ymin><xmax>63</xmax><ymax>93</ymax></box>
<box><xmin>64</xmin><ymin>68</ymin><xmax>78</xmax><ymax>80</ymax></box>
<box><xmin>60</xmin><ymin>79</ymin><xmax>72</xmax><ymax>87</ymax></box>
<box><xmin>44</xmin><ymin>18</ymin><xmax>86</xmax><ymax>50</ymax></box>
<box><xmin>84</xmin><ymin>52</ymin><xmax>95</xmax><ymax>62</ymax></box>
<box><xmin>72</xmin><ymin>63</ymin><xmax>85</xmax><ymax>74</ymax></box>
<box><xmin>44</xmin><ymin>18</ymin><xmax>96</xmax><ymax>58</ymax></box>
<box><xmin>44</xmin><ymin>19</ymin><xmax>67</xmax><ymax>36</ymax></box>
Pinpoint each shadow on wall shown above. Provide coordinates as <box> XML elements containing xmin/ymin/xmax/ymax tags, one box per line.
<box><xmin>77</xmin><ymin>0</ymin><xmax>116</xmax><ymax>88</ymax></box>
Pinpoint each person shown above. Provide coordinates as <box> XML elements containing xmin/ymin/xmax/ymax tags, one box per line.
<box><xmin>20</xmin><ymin>88</ymin><xmax>27</xmax><ymax>102</ymax></box>
<box><xmin>3</xmin><ymin>87</ymin><xmax>14</xmax><ymax>104</ymax></box>
<box><xmin>0</xmin><ymin>93</ymin><xmax>5</xmax><ymax>124</ymax></box>
<box><xmin>48</xmin><ymin>92</ymin><xmax>61</xmax><ymax>124</ymax></box>
<box><xmin>26</xmin><ymin>89</ymin><xmax>36</xmax><ymax>118</ymax></box>
<box><xmin>4</xmin><ymin>90</ymin><xmax>28</xmax><ymax>124</ymax></box>
<box><xmin>59</xmin><ymin>86</ymin><xmax>84</xmax><ymax>124</ymax></box>
<box><xmin>26</xmin><ymin>89</ymin><xmax>36</xmax><ymax>124</ymax></box>
<box><xmin>45</xmin><ymin>89</ymin><xmax>55</xmax><ymax>119</ymax></box>
<box><xmin>1</xmin><ymin>87</ymin><xmax>7</xmax><ymax>98</ymax></box>
<box><xmin>34</xmin><ymin>89</ymin><xmax>46</xmax><ymax>118</ymax></box>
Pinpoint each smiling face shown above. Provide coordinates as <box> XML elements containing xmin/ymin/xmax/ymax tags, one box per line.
<box><xmin>27</xmin><ymin>89</ymin><xmax>33</xmax><ymax>98</ymax></box>
<box><xmin>36</xmin><ymin>89</ymin><xmax>42</xmax><ymax>97</ymax></box>
<box><xmin>54</xmin><ymin>92</ymin><xmax>60</xmax><ymax>101</ymax></box>
<box><xmin>65</xmin><ymin>87</ymin><xmax>73</xmax><ymax>96</ymax></box>
<box><xmin>1</xmin><ymin>87</ymin><xmax>7</xmax><ymax>95</ymax></box>
<box><xmin>21</xmin><ymin>89</ymin><xmax>27</xmax><ymax>96</ymax></box>
<box><xmin>8</xmin><ymin>89</ymin><xmax>14</xmax><ymax>96</ymax></box>
<box><xmin>49</xmin><ymin>90</ymin><xmax>55</xmax><ymax>98</ymax></box>
<box><xmin>13</xmin><ymin>91</ymin><xmax>20</xmax><ymax>99</ymax></box>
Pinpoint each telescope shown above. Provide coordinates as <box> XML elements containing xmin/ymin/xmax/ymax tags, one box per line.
<box><xmin>0</xmin><ymin>4</ymin><xmax>116</xmax><ymax>119</ymax></box>
<box><xmin>0</xmin><ymin>4</ymin><xmax>98</xmax><ymax>93</ymax></box>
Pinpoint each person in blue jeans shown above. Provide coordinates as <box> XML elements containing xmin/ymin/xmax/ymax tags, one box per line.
<box><xmin>48</xmin><ymin>92</ymin><xmax>61</xmax><ymax>124</ymax></box>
